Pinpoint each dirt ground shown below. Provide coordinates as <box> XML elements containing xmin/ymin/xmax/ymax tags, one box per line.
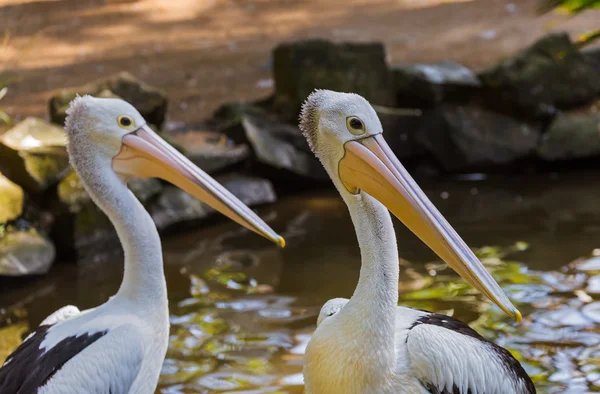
<box><xmin>1</xmin><ymin>0</ymin><xmax>599</xmax><ymax>126</ymax></box>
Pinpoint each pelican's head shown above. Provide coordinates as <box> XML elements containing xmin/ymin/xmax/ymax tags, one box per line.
<box><xmin>299</xmin><ymin>90</ymin><xmax>521</xmax><ymax>323</ymax></box>
<box><xmin>300</xmin><ymin>90</ymin><xmax>382</xmax><ymax>179</ymax></box>
<box><xmin>317</xmin><ymin>298</ymin><xmax>348</xmax><ymax>326</ymax></box>
<box><xmin>65</xmin><ymin>95</ymin><xmax>285</xmax><ymax>248</ymax></box>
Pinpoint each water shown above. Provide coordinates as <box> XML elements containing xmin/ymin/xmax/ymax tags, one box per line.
<box><xmin>2</xmin><ymin>172</ymin><xmax>600</xmax><ymax>393</ymax></box>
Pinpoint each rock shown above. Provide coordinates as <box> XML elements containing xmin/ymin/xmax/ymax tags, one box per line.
<box><xmin>0</xmin><ymin>228</ymin><xmax>55</xmax><ymax>276</ymax></box>
<box><xmin>416</xmin><ymin>105</ymin><xmax>540</xmax><ymax>171</ymax></box>
<box><xmin>49</xmin><ymin>72</ymin><xmax>168</xmax><ymax>127</ymax></box>
<box><xmin>0</xmin><ymin>118</ymin><xmax>69</xmax><ymax>193</ymax></box>
<box><xmin>0</xmin><ymin>173</ymin><xmax>23</xmax><ymax>224</ymax></box>
<box><xmin>537</xmin><ymin>112</ymin><xmax>600</xmax><ymax>160</ymax></box>
<box><xmin>479</xmin><ymin>33</ymin><xmax>600</xmax><ymax>117</ymax></box>
<box><xmin>0</xmin><ymin>171</ymin><xmax>55</xmax><ymax>275</ymax></box>
<box><xmin>583</xmin><ymin>48</ymin><xmax>600</xmax><ymax>73</ymax></box>
<box><xmin>392</xmin><ymin>62</ymin><xmax>480</xmax><ymax>107</ymax></box>
<box><xmin>241</xmin><ymin>114</ymin><xmax>327</xmax><ymax>181</ymax></box>
<box><xmin>273</xmin><ymin>40</ymin><xmax>395</xmax><ymax>118</ymax></box>
<box><xmin>52</xmin><ymin>170</ymin><xmax>162</xmax><ymax>260</ymax></box>
<box><xmin>151</xmin><ymin>175</ymin><xmax>276</xmax><ymax>231</ymax></box>
<box><xmin>170</xmin><ymin>131</ymin><xmax>250</xmax><ymax>174</ymax></box>
<box><xmin>377</xmin><ymin>110</ymin><xmax>427</xmax><ymax>160</ymax></box>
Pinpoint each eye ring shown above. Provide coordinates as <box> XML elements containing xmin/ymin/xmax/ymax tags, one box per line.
<box><xmin>117</xmin><ymin>115</ymin><xmax>135</xmax><ymax>130</ymax></box>
<box><xmin>346</xmin><ymin>116</ymin><xmax>365</xmax><ymax>135</ymax></box>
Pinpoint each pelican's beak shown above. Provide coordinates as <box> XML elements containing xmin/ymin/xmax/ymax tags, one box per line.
<box><xmin>338</xmin><ymin>134</ymin><xmax>521</xmax><ymax>323</ymax></box>
<box><xmin>112</xmin><ymin>124</ymin><xmax>285</xmax><ymax>248</ymax></box>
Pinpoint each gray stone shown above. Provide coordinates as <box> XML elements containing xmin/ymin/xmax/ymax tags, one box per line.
<box><xmin>241</xmin><ymin>114</ymin><xmax>327</xmax><ymax>181</ymax></box>
<box><xmin>151</xmin><ymin>174</ymin><xmax>276</xmax><ymax>231</ymax></box>
<box><xmin>273</xmin><ymin>40</ymin><xmax>395</xmax><ymax>117</ymax></box>
<box><xmin>0</xmin><ymin>117</ymin><xmax>69</xmax><ymax>193</ymax></box>
<box><xmin>537</xmin><ymin>112</ymin><xmax>600</xmax><ymax>160</ymax></box>
<box><xmin>49</xmin><ymin>72</ymin><xmax>168</xmax><ymax>127</ymax></box>
<box><xmin>0</xmin><ymin>173</ymin><xmax>23</xmax><ymax>224</ymax></box>
<box><xmin>417</xmin><ymin>105</ymin><xmax>540</xmax><ymax>171</ymax></box>
<box><xmin>583</xmin><ymin>47</ymin><xmax>600</xmax><ymax>73</ymax></box>
<box><xmin>376</xmin><ymin>110</ymin><xmax>427</xmax><ymax>160</ymax></box>
<box><xmin>393</xmin><ymin>62</ymin><xmax>480</xmax><ymax>106</ymax></box>
<box><xmin>171</xmin><ymin>131</ymin><xmax>250</xmax><ymax>174</ymax></box>
<box><xmin>0</xmin><ymin>228</ymin><xmax>55</xmax><ymax>276</ymax></box>
<box><xmin>479</xmin><ymin>33</ymin><xmax>600</xmax><ymax>117</ymax></box>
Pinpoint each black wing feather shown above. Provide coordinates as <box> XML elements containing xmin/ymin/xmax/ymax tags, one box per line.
<box><xmin>410</xmin><ymin>313</ymin><xmax>536</xmax><ymax>394</ymax></box>
<box><xmin>0</xmin><ymin>324</ymin><xmax>106</xmax><ymax>394</ymax></box>
<box><xmin>424</xmin><ymin>383</ymin><xmax>464</xmax><ymax>394</ymax></box>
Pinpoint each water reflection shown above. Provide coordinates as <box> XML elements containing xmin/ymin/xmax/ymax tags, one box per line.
<box><xmin>2</xmin><ymin>173</ymin><xmax>600</xmax><ymax>393</ymax></box>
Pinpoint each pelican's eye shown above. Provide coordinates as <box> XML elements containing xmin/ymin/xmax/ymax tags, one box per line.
<box><xmin>346</xmin><ymin>116</ymin><xmax>365</xmax><ymax>135</ymax></box>
<box><xmin>117</xmin><ymin>115</ymin><xmax>135</xmax><ymax>130</ymax></box>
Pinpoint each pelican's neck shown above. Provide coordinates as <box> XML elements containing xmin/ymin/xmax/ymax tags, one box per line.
<box><xmin>344</xmin><ymin>191</ymin><xmax>399</xmax><ymax>312</ymax></box>
<box><xmin>338</xmin><ymin>190</ymin><xmax>399</xmax><ymax>355</ymax></box>
<box><xmin>74</xmin><ymin>154</ymin><xmax>166</xmax><ymax>311</ymax></box>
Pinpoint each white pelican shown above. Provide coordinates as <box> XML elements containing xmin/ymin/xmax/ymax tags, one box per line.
<box><xmin>299</xmin><ymin>90</ymin><xmax>535</xmax><ymax>394</ymax></box>
<box><xmin>0</xmin><ymin>96</ymin><xmax>284</xmax><ymax>394</ymax></box>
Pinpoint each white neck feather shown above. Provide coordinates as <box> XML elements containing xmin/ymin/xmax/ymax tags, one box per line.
<box><xmin>71</xmin><ymin>149</ymin><xmax>167</xmax><ymax>312</ymax></box>
<box><xmin>303</xmin><ymin>181</ymin><xmax>401</xmax><ymax>393</ymax></box>
<box><xmin>338</xmin><ymin>190</ymin><xmax>399</xmax><ymax>357</ymax></box>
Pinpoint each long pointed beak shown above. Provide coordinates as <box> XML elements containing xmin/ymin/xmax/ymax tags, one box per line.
<box><xmin>112</xmin><ymin>124</ymin><xmax>285</xmax><ymax>248</ymax></box>
<box><xmin>338</xmin><ymin>134</ymin><xmax>521</xmax><ymax>322</ymax></box>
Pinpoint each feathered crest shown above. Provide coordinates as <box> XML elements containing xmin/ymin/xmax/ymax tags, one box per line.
<box><xmin>64</xmin><ymin>94</ymin><xmax>92</xmax><ymax>135</ymax></box>
<box><xmin>299</xmin><ymin>89</ymin><xmax>328</xmax><ymax>153</ymax></box>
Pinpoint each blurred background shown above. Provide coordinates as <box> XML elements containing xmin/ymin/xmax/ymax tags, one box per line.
<box><xmin>1</xmin><ymin>0</ymin><xmax>600</xmax><ymax>393</ymax></box>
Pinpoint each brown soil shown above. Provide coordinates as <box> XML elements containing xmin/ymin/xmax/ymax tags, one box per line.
<box><xmin>1</xmin><ymin>0</ymin><xmax>599</xmax><ymax>126</ymax></box>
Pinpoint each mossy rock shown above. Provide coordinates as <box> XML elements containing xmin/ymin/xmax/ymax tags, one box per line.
<box><xmin>49</xmin><ymin>71</ymin><xmax>168</xmax><ymax>128</ymax></box>
<box><xmin>479</xmin><ymin>33</ymin><xmax>600</xmax><ymax>117</ymax></box>
<box><xmin>0</xmin><ymin>118</ymin><xmax>69</xmax><ymax>193</ymax></box>
<box><xmin>392</xmin><ymin>62</ymin><xmax>480</xmax><ymax>107</ymax></box>
<box><xmin>416</xmin><ymin>105</ymin><xmax>541</xmax><ymax>171</ymax></box>
<box><xmin>537</xmin><ymin>112</ymin><xmax>600</xmax><ymax>160</ymax></box>
<box><xmin>0</xmin><ymin>173</ymin><xmax>23</xmax><ymax>224</ymax></box>
<box><xmin>0</xmin><ymin>227</ymin><xmax>55</xmax><ymax>276</ymax></box>
<box><xmin>272</xmin><ymin>40</ymin><xmax>395</xmax><ymax>119</ymax></box>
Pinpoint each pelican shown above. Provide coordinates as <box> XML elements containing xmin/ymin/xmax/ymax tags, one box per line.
<box><xmin>299</xmin><ymin>90</ymin><xmax>535</xmax><ymax>394</ymax></box>
<box><xmin>0</xmin><ymin>96</ymin><xmax>284</xmax><ymax>394</ymax></box>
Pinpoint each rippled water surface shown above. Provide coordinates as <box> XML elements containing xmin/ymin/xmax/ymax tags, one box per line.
<box><xmin>2</xmin><ymin>173</ymin><xmax>600</xmax><ymax>393</ymax></box>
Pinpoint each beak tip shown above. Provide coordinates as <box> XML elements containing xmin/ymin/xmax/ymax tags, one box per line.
<box><xmin>278</xmin><ymin>237</ymin><xmax>286</xmax><ymax>248</ymax></box>
<box><xmin>514</xmin><ymin>309</ymin><xmax>523</xmax><ymax>324</ymax></box>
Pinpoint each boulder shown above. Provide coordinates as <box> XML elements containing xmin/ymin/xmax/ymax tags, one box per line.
<box><xmin>479</xmin><ymin>33</ymin><xmax>600</xmax><ymax>117</ymax></box>
<box><xmin>49</xmin><ymin>72</ymin><xmax>168</xmax><ymax>127</ymax></box>
<box><xmin>376</xmin><ymin>109</ymin><xmax>427</xmax><ymax>160</ymax></box>
<box><xmin>150</xmin><ymin>174</ymin><xmax>276</xmax><ymax>231</ymax></box>
<box><xmin>392</xmin><ymin>62</ymin><xmax>480</xmax><ymax>107</ymax></box>
<box><xmin>170</xmin><ymin>130</ymin><xmax>250</xmax><ymax>174</ymax></box>
<box><xmin>537</xmin><ymin>112</ymin><xmax>600</xmax><ymax>160</ymax></box>
<box><xmin>272</xmin><ymin>40</ymin><xmax>395</xmax><ymax>118</ymax></box>
<box><xmin>0</xmin><ymin>228</ymin><xmax>55</xmax><ymax>276</ymax></box>
<box><xmin>583</xmin><ymin>47</ymin><xmax>600</xmax><ymax>73</ymax></box>
<box><xmin>0</xmin><ymin>118</ymin><xmax>69</xmax><ymax>193</ymax></box>
<box><xmin>0</xmin><ymin>173</ymin><xmax>56</xmax><ymax>276</ymax></box>
<box><xmin>241</xmin><ymin>114</ymin><xmax>327</xmax><ymax>181</ymax></box>
<box><xmin>52</xmin><ymin>170</ymin><xmax>162</xmax><ymax>260</ymax></box>
<box><xmin>0</xmin><ymin>173</ymin><xmax>23</xmax><ymax>224</ymax></box>
<box><xmin>416</xmin><ymin>105</ymin><xmax>540</xmax><ymax>171</ymax></box>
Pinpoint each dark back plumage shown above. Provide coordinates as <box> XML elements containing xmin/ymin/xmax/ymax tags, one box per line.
<box><xmin>0</xmin><ymin>325</ymin><xmax>106</xmax><ymax>394</ymax></box>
